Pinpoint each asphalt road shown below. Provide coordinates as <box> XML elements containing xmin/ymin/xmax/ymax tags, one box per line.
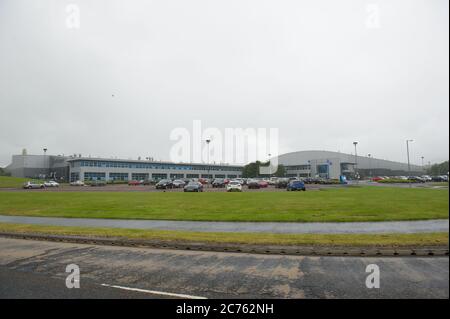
<box><xmin>0</xmin><ymin>215</ymin><xmax>448</xmax><ymax>234</ymax></box>
<box><xmin>0</xmin><ymin>237</ymin><xmax>447</xmax><ymax>299</ymax></box>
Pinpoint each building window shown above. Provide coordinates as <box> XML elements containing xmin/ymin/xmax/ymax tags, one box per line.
<box><xmin>131</xmin><ymin>173</ymin><xmax>149</xmax><ymax>180</ymax></box>
<box><xmin>186</xmin><ymin>174</ymin><xmax>199</xmax><ymax>178</ymax></box>
<box><xmin>109</xmin><ymin>173</ymin><xmax>128</xmax><ymax>181</ymax></box>
<box><xmin>170</xmin><ymin>173</ymin><xmax>184</xmax><ymax>179</ymax></box>
<box><xmin>152</xmin><ymin>173</ymin><xmax>167</xmax><ymax>180</ymax></box>
<box><xmin>84</xmin><ymin>172</ymin><xmax>106</xmax><ymax>181</ymax></box>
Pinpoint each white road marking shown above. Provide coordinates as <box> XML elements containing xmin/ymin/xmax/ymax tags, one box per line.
<box><xmin>100</xmin><ymin>283</ymin><xmax>207</xmax><ymax>299</ymax></box>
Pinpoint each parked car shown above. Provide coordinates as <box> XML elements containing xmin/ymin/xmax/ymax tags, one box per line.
<box><xmin>226</xmin><ymin>180</ymin><xmax>242</xmax><ymax>192</ymax></box>
<box><xmin>44</xmin><ymin>180</ymin><xmax>59</xmax><ymax>187</ymax></box>
<box><xmin>156</xmin><ymin>179</ymin><xmax>173</xmax><ymax>189</ymax></box>
<box><xmin>212</xmin><ymin>178</ymin><xmax>226</xmax><ymax>188</ymax></box>
<box><xmin>408</xmin><ymin>176</ymin><xmax>425</xmax><ymax>183</ymax></box>
<box><xmin>421</xmin><ymin>175</ymin><xmax>432</xmax><ymax>182</ymax></box>
<box><xmin>128</xmin><ymin>180</ymin><xmax>142</xmax><ymax>186</ymax></box>
<box><xmin>372</xmin><ymin>176</ymin><xmax>384</xmax><ymax>182</ymax></box>
<box><xmin>287</xmin><ymin>180</ymin><xmax>306</xmax><ymax>191</ymax></box>
<box><xmin>258</xmin><ymin>180</ymin><xmax>269</xmax><ymax>188</ymax></box>
<box><xmin>247</xmin><ymin>179</ymin><xmax>261</xmax><ymax>189</ymax></box>
<box><xmin>70</xmin><ymin>180</ymin><xmax>85</xmax><ymax>186</ymax></box>
<box><xmin>275</xmin><ymin>178</ymin><xmax>289</xmax><ymax>188</ymax></box>
<box><xmin>432</xmin><ymin>175</ymin><xmax>448</xmax><ymax>182</ymax></box>
<box><xmin>23</xmin><ymin>181</ymin><xmax>45</xmax><ymax>189</ymax></box>
<box><xmin>184</xmin><ymin>181</ymin><xmax>204</xmax><ymax>192</ymax></box>
<box><xmin>141</xmin><ymin>179</ymin><xmax>155</xmax><ymax>185</ymax></box>
<box><xmin>172</xmin><ymin>179</ymin><xmax>186</xmax><ymax>188</ymax></box>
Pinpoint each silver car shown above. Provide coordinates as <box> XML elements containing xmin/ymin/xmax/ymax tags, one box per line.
<box><xmin>23</xmin><ymin>181</ymin><xmax>45</xmax><ymax>189</ymax></box>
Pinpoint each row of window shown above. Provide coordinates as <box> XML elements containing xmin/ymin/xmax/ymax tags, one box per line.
<box><xmin>72</xmin><ymin>160</ymin><xmax>242</xmax><ymax>172</ymax></box>
<box><xmin>285</xmin><ymin>165</ymin><xmax>311</xmax><ymax>170</ymax></box>
<box><xmin>82</xmin><ymin>172</ymin><xmax>241</xmax><ymax>181</ymax></box>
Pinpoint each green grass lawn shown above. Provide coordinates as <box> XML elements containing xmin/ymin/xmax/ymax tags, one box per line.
<box><xmin>0</xmin><ymin>222</ymin><xmax>447</xmax><ymax>246</ymax></box>
<box><xmin>0</xmin><ymin>176</ymin><xmax>32</xmax><ymax>188</ymax></box>
<box><xmin>0</xmin><ymin>187</ymin><xmax>448</xmax><ymax>222</ymax></box>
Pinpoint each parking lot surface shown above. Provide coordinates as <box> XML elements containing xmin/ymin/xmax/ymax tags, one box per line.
<box><xmin>0</xmin><ymin>237</ymin><xmax>447</xmax><ymax>299</ymax></box>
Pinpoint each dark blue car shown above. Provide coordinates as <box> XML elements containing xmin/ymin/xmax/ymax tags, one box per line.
<box><xmin>286</xmin><ymin>180</ymin><xmax>306</xmax><ymax>191</ymax></box>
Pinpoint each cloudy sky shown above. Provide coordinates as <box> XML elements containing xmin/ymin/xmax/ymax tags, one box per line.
<box><xmin>0</xmin><ymin>0</ymin><xmax>448</xmax><ymax>166</ymax></box>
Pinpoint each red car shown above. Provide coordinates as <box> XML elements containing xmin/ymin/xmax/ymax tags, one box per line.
<box><xmin>372</xmin><ymin>176</ymin><xmax>384</xmax><ymax>182</ymax></box>
<box><xmin>258</xmin><ymin>180</ymin><xmax>269</xmax><ymax>188</ymax></box>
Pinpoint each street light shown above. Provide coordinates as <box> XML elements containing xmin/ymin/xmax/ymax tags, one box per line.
<box><xmin>353</xmin><ymin>141</ymin><xmax>358</xmax><ymax>181</ymax></box>
<box><xmin>43</xmin><ymin>148</ymin><xmax>48</xmax><ymax>179</ymax></box>
<box><xmin>406</xmin><ymin>139</ymin><xmax>414</xmax><ymax>187</ymax></box>
<box><xmin>367</xmin><ymin>153</ymin><xmax>372</xmax><ymax>178</ymax></box>
<box><xmin>421</xmin><ymin>156</ymin><xmax>425</xmax><ymax>168</ymax></box>
<box><xmin>205</xmin><ymin>138</ymin><xmax>211</xmax><ymax>183</ymax></box>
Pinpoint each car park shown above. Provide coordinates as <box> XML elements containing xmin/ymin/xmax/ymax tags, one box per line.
<box><xmin>183</xmin><ymin>181</ymin><xmax>203</xmax><ymax>192</ymax></box>
<box><xmin>226</xmin><ymin>180</ymin><xmax>242</xmax><ymax>192</ymax></box>
<box><xmin>44</xmin><ymin>180</ymin><xmax>59</xmax><ymax>187</ymax></box>
<box><xmin>23</xmin><ymin>181</ymin><xmax>45</xmax><ymax>189</ymax></box>
<box><xmin>172</xmin><ymin>179</ymin><xmax>186</xmax><ymax>188</ymax></box>
<box><xmin>286</xmin><ymin>180</ymin><xmax>306</xmax><ymax>191</ymax></box>
<box><xmin>156</xmin><ymin>179</ymin><xmax>173</xmax><ymax>189</ymax></box>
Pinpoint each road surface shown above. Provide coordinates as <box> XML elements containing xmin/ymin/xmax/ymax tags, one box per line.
<box><xmin>0</xmin><ymin>237</ymin><xmax>447</xmax><ymax>298</ymax></box>
<box><xmin>0</xmin><ymin>215</ymin><xmax>448</xmax><ymax>234</ymax></box>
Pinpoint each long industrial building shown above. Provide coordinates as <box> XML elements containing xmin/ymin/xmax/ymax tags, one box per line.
<box><xmin>279</xmin><ymin>150</ymin><xmax>424</xmax><ymax>179</ymax></box>
<box><xmin>4</xmin><ymin>150</ymin><xmax>424</xmax><ymax>181</ymax></box>
<box><xmin>5</xmin><ymin>154</ymin><xmax>243</xmax><ymax>182</ymax></box>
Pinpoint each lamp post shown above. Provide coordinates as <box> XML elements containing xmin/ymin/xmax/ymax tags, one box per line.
<box><xmin>406</xmin><ymin>139</ymin><xmax>414</xmax><ymax>187</ymax></box>
<box><xmin>368</xmin><ymin>153</ymin><xmax>372</xmax><ymax>178</ymax></box>
<box><xmin>43</xmin><ymin>148</ymin><xmax>48</xmax><ymax>179</ymax></box>
<box><xmin>205</xmin><ymin>138</ymin><xmax>211</xmax><ymax>185</ymax></box>
<box><xmin>353</xmin><ymin>141</ymin><xmax>358</xmax><ymax>182</ymax></box>
<box><xmin>421</xmin><ymin>156</ymin><xmax>425</xmax><ymax>168</ymax></box>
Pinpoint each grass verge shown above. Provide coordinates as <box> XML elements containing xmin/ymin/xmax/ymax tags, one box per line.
<box><xmin>0</xmin><ymin>222</ymin><xmax>447</xmax><ymax>247</ymax></box>
<box><xmin>0</xmin><ymin>187</ymin><xmax>448</xmax><ymax>222</ymax></box>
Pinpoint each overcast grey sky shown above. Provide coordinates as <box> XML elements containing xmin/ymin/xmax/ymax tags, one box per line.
<box><xmin>0</xmin><ymin>0</ymin><xmax>448</xmax><ymax>166</ymax></box>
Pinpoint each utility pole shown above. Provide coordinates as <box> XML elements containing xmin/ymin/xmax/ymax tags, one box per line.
<box><xmin>406</xmin><ymin>139</ymin><xmax>414</xmax><ymax>188</ymax></box>
<box><xmin>43</xmin><ymin>148</ymin><xmax>48</xmax><ymax>179</ymax></box>
<box><xmin>206</xmin><ymin>138</ymin><xmax>211</xmax><ymax>186</ymax></box>
<box><xmin>353</xmin><ymin>141</ymin><xmax>358</xmax><ymax>183</ymax></box>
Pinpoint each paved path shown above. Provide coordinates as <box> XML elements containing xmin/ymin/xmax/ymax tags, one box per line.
<box><xmin>0</xmin><ymin>215</ymin><xmax>448</xmax><ymax>234</ymax></box>
<box><xmin>0</xmin><ymin>237</ymin><xmax>447</xmax><ymax>298</ymax></box>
